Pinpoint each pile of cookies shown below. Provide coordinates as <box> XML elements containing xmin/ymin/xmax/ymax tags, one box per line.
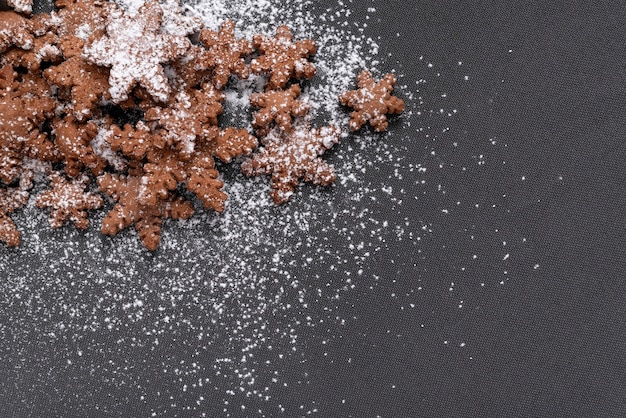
<box><xmin>0</xmin><ymin>0</ymin><xmax>404</xmax><ymax>250</ymax></box>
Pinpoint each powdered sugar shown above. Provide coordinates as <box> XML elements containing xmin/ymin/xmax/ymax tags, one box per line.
<box><xmin>0</xmin><ymin>0</ymin><xmax>536</xmax><ymax>416</ymax></box>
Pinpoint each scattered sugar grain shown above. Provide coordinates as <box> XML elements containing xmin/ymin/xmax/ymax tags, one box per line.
<box><xmin>0</xmin><ymin>0</ymin><xmax>538</xmax><ymax>415</ymax></box>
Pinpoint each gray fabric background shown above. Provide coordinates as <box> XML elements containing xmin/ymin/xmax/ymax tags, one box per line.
<box><xmin>2</xmin><ymin>1</ymin><xmax>625</xmax><ymax>416</ymax></box>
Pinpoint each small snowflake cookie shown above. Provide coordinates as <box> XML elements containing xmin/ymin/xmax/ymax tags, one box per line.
<box><xmin>339</xmin><ymin>70</ymin><xmax>405</xmax><ymax>132</ymax></box>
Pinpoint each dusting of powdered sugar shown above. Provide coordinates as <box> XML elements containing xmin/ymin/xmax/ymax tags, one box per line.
<box><xmin>0</xmin><ymin>1</ymin><xmax>537</xmax><ymax>416</ymax></box>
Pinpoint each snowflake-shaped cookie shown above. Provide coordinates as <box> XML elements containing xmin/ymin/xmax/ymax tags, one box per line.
<box><xmin>205</xmin><ymin>126</ymin><xmax>258</xmax><ymax>164</ymax></box>
<box><xmin>144</xmin><ymin>86</ymin><xmax>224</xmax><ymax>157</ymax></box>
<box><xmin>250</xmin><ymin>25</ymin><xmax>317</xmax><ymax>90</ymax></box>
<box><xmin>0</xmin><ymin>90</ymin><xmax>57</xmax><ymax>184</ymax></box>
<box><xmin>52</xmin><ymin>116</ymin><xmax>107</xmax><ymax>177</ymax></box>
<box><xmin>35</xmin><ymin>172</ymin><xmax>103</xmax><ymax>229</ymax></box>
<box><xmin>44</xmin><ymin>36</ymin><xmax>111</xmax><ymax>120</ymax></box>
<box><xmin>98</xmin><ymin>172</ymin><xmax>194</xmax><ymax>251</ymax></box>
<box><xmin>249</xmin><ymin>84</ymin><xmax>310</xmax><ymax>136</ymax></box>
<box><xmin>338</xmin><ymin>70</ymin><xmax>405</xmax><ymax>132</ymax></box>
<box><xmin>199</xmin><ymin>19</ymin><xmax>253</xmax><ymax>89</ymax></box>
<box><xmin>183</xmin><ymin>149</ymin><xmax>227</xmax><ymax>212</ymax></box>
<box><xmin>107</xmin><ymin>120</ymin><xmax>163</xmax><ymax>161</ymax></box>
<box><xmin>241</xmin><ymin>122</ymin><xmax>341</xmax><ymax>204</ymax></box>
<box><xmin>83</xmin><ymin>0</ymin><xmax>192</xmax><ymax>103</ymax></box>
